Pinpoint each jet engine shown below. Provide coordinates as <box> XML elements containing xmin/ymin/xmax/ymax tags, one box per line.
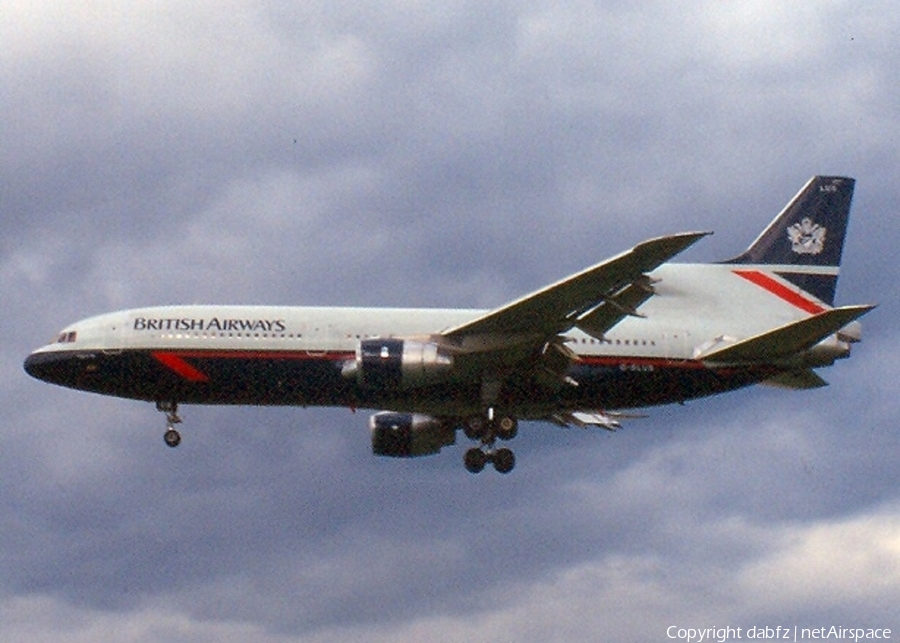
<box><xmin>801</xmin><ymin>335</ymin><xmax>851</xmax><ymax>367</ymax></box>
<box><xmin>798</xmin><ymin>321</ymin><xmax>862</xmax><ymax>367</ymax></box>
<box><xmin>370</xmin><ymin>412</ymin><xmax>456</xmax><ymax>457</ymax></box>
<box><xmin>344</xmin><ymin>338</ymin><xmax>453</xmax><ymax>389</ymax></box>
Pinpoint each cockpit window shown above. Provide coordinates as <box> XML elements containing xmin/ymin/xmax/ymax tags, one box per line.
<box><xmin>56</xmin><ymin>331</ymin><xmax>77</xmax><ymax>344</ymax></box>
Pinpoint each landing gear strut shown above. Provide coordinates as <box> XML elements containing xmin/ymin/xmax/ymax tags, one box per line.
<box><xmin>463</xmin><ymin>409</ymin><xmax>518</xmax><ymax>474</ymax></box>
<box><xmin>156</xmin><ymin>400</ymin><xmax>182</xmax><ymax>447</ymax></box>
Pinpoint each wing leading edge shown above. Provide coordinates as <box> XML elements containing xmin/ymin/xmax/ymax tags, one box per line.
<box><xmin>440</xmin><ymin>231</ymin><xmax>709</xmax><ymax>348</ymax></box>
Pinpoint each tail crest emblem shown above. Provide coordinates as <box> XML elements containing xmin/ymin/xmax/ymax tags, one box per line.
<box><xmin>787</xmin><ymin>217</ymin><xmax>826</xmax><ymax>255</ymax></box>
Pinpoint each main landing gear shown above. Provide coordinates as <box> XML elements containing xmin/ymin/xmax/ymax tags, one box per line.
<box><xmin>463</xmin><ymin>411</ymin><xmax>518</xmax><ymax>474</ymax></box>
<box><xmin>156</xmin><ymin>400</ymin><xmax>182</xmax><ymax>447</ymax></box>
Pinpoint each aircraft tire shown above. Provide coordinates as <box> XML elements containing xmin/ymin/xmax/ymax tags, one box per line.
<box><xmin>464</xmin><ymin>417</ymin><xmax>486</xmax><ymax>441</ymax></box>
<box><xmin>497</xmin><ymin>416</ymin><xmax>518</xmax><ymax>440</ymax></box>
<box><xmin>464</xmin><ymin>448</ymin><xmax>487</xmax><ymax>473</ymax></box>
<box><xmin>493</xmin><ymin>448</ymin><xmax>515</xmax><ymax>474</ymax></box>
<box><xmin>164</xmin><ymin>428</ymin><xmax>182</xmax><ymax>448</ymax></box>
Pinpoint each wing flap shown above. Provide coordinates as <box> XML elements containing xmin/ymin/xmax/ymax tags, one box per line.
<box><xmin>699</xmin><ymin>304</ymin><xmax>875</xmax><ymax>364</ymax></box>
<box><xmin>442</xmin><ymin>231</ymin><xmax>708</xmax><ymax>343</ymax></box>
<box><xmin>551</xmin><ymin>410</ymin><xmax>647</xmax><ymax>431</ymax></box>
<box><xmin>575</xmin><ymin>275</ymin><xmax>657</xmax><ymax>338</ymax></box>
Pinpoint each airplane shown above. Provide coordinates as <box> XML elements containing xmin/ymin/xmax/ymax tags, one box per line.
<box><xmin>24</xmin><ymin>176</ymin><xmax>874</xmax><ymax>473</ymax></box>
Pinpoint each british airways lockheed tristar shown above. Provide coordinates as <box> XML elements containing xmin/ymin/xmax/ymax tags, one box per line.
<box><xmin>25</xmin><ymin>176</ymin><xmax>874</xmax><ymax>473</ymax></box>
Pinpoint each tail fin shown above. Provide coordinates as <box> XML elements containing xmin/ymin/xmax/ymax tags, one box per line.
<box><xmin>723</xmin><ymin>176</ymin><xmax>855</xmax><ymax>305</ymax></box>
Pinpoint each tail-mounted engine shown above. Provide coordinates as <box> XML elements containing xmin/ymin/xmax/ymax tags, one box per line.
<box><xmin>799</xmin><ymin>321</ymin><xmax>862</xmax><ymax>367</ymax></box>
<box><xmin>370</xmin><ymin>412</ymin><xmax>456</xmax><ymax>457</ymax></box>
<box><xmin>343</xmin><ymin>339</ymin><xmax>453</xmax><ymax>389</ymax></box>
<box><xmin>802</xmin><ymin>332</ymin><xmax>855</xmax><ymax>367</ymax></box>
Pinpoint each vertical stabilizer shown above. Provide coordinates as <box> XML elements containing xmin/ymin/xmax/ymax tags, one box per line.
<box><xmin>723</xmin><ymin>176</ymin><xmax>854</xmax><ymax>305</ymax></box>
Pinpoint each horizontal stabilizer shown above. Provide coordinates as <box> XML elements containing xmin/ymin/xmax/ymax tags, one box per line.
<box><xmin>700</xmin><ymin>304</ymin><xmax>875</xmax><ymax>364</ymax></box>
<box><xmin>763</xmin><ymin>369</ymin><xmax>829</xmax><ymax>390</ymax></box>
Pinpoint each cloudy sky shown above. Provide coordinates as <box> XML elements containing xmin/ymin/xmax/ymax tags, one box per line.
<box><xmin>2</xmin><ymin>1</ymin><xmax>898</xmax><ymax>641</ymax></box>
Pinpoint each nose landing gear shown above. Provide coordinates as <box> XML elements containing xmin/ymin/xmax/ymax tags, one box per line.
<box><xmin>156</xmin><ymin>401</ymin><xmax>182</xmax><ymax>448</ymax></box>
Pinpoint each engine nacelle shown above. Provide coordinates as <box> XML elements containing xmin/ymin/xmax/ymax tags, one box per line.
<box><xmin>370</xmin><ymin>412</ymin><xmax>456</xmax><ymax>458</ymax></box>
<box><xmin>801</xmin><ymin>334</ymin><xmax>853</xmax><ymax>367</ymax></box>
<box><xmin>346</xmin><ymin>338</ymin><xmax>453</xmax><ymax>389</ymax></box>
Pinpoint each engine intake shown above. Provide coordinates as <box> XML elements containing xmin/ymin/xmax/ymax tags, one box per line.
<box><xmin>345</xmin><ymin>339</ymin><xmax>453</xmax><ymax>389</ymax></box>
<box><xmin>370</xmin><ymin>412</ymin><xmax>456</xmax><ymax>457</ymax></box>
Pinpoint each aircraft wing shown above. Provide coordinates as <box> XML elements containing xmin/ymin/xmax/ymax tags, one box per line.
<box><xmin>441</xmin><ymin>231</ymin><xmax>708</xmax><ymax>347</ymax></box>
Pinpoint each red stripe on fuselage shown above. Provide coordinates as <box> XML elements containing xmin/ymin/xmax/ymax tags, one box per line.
<box><xmin>151</xmin><ymin>352</ymin><xmax>210</xmax><ymax>382</ymax></box>
<box><xmin>732</xmin><ymin>269</ymin><xmax>826</xmax><ymax>315</ymax></box>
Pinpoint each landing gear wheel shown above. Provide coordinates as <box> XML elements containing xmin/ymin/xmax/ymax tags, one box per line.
<box><xmin>464</xmin><ymin>416</ymin><xmax>486</xmax><ymax>441</ymax></box>
<box><xmin>157</xmin><ymin>401</ymin><xmax>183</xmax><ymax>448</ymax></box>
<box><xmin>493</xmin><ymin>447</ymin><xmax>515</xmax><ymax>474</ymax></box>
<box><xmin>496</xmin><ymin>416</ymin><xmax>518</xmax><ymax>441</ymax></box>
<box><xmin>462</xmin><ymin>408</ymin><xmax>520</xmax><ymax>472</ymax></box>
<box><xmin>164</xmin><ymin>428</ymin><xmax>182</xmax><ymax>448</ymax></box>
<box><xmin>464</xmin><ymin>448</ymin><xmax>488</xmax><ymax>474</ymax></box>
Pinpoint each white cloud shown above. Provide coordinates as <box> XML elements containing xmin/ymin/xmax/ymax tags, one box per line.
<box><xmin>738</xmin><ymin>508</ymin><xmax>900</xmax><ymax>609</ymax></box>
<box><xmin>698</xmin><ymin>1</ymin><xmax>836</xmax><ymax>68</ymax></box>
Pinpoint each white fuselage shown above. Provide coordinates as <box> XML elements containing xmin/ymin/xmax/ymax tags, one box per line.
<box><xmin>29</xmin><ymin>263</ymin><xmax>827</xmax><ymax>361</ymax></box>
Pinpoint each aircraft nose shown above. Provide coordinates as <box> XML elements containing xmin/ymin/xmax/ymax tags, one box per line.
<box><xmin>25</xmin><ymin>350</ymin><xmax>53</xmax><ymax>382</ymax></box>
<box><xmin>24</xmin><ymin>350</ymin><xmax>75</xmax><ymax>385</ymax></box>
